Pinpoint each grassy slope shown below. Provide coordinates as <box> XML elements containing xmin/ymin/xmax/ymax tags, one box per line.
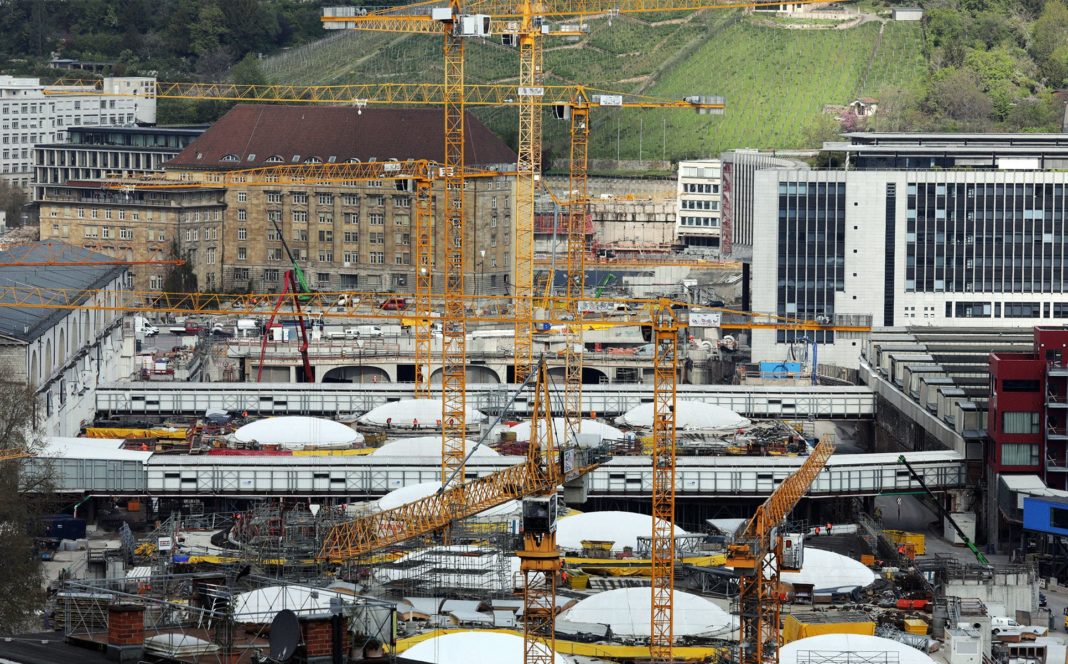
<box><xmin>263</xmin><ymin>12</ymin><xmax>928</xmax><ymax>164</ymax></box>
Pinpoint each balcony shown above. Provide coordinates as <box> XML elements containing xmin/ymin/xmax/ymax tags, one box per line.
<box><xmin>1047</xmin><ymin>456</ymin><xmax>1068</xmax><ymax>472</ymax></box>
<box><xmin>1048</xmin><ymin>363</ymin><xmax>1068</xmax><ymax>378</ymax></box>
<box><xmin>1047</xmin><ymin>426</ymin><xmax>1068</xmax><ymax>441</ymax></box>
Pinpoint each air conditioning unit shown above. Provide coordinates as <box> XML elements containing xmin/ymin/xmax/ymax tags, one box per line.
<box><xmin>459</xmin><ymin>14</ymin><xmax>491</xmax><ymax>37</ymax></box>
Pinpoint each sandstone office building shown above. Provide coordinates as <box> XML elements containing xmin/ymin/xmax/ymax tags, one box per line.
<box><xmin>39</xmin><ymin>105</ymin><xmax>517</xmax><ymax>293</ymax></box>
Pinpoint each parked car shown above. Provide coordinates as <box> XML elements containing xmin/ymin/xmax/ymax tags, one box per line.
<box><xmin>380</xmin><ymin>297</ymin><xmax>408</xmax><ymax>311</ymax></box>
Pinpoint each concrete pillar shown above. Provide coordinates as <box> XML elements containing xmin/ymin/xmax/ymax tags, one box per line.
<box><xmin>106</xmin><ymin>603</ymin><xmax>144</xmax><ymax>662</ymax></box>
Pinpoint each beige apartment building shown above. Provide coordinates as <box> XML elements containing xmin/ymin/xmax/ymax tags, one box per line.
<box><xmin>40</xmin><ymin>104</ymin><xmax>518</xmax><ymax>295</ymax></box>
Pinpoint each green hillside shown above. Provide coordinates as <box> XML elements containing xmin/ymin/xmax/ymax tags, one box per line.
<box><xmin>264</xmin><ymin>11</ymin><xmax>929</xmax><ymax>165</ymax></box>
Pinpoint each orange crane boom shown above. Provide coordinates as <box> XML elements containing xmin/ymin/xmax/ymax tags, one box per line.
<box><xmin>727</xmin><ymin>438</ymin><xmax>836</xmax><ymax>664</ymax></box>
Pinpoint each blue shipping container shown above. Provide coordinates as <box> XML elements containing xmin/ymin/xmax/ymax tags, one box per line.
<box><xmin>1022</xmin><ymin>496</ymin><xmax>1068</xmax><ymax>537</ymax></box>
<box><xmin>39</xmin><ymin>515</ymin><xmax>87</xmax><ymax>540</ymax></box>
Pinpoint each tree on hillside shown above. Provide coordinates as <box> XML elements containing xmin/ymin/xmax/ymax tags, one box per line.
<box><xmin>925</xmin><ymin>69</ymin><xmax>994</xmax><ymax>126</ymax></box>
<box><xmin>1031</xmin><ymin>0</ymin><xmax>1068</xmax><ymax>85</ymax></box>
<box><xmin>0</xmin><ymin>382</ymin><xmax>54</xmax><ymax>634</ymax></box>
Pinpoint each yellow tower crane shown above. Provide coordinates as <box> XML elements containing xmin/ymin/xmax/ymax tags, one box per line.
<box><xmin>323</xmin><ymin>0</ymin><xmax>825</xmax><ymax>391</ymax></box>
<box><xmin>726</xmin><ymin>438</ymin><xmax>836</xmax><ymax>664</ymax></box>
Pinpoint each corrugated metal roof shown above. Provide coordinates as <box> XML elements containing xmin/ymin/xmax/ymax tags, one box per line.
<box><xmin>0</xmin><ymin>241</ymin><xmax>126</xmax><ymax>342</ymax></box>
<box><xmin>168</xmin><ymin>105</ymin><xmax>517</xmax><ymax>170</ymax></box>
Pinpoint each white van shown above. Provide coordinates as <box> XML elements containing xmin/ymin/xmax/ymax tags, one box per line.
<box><xmin>344</xmin><ymin>325</ymin><xmax>383</xmax><ymax>339</ymax></box>
<box><xmin>991</xmin><ymin>616</ymin><xmax>1047</xmax><ymax>636</ymax></box>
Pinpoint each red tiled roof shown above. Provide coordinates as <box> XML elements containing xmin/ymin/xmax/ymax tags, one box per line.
<box><xmin>167</xmin><ymin>105</ymin><xmax>517</xmax><ymax>170</ymax></box>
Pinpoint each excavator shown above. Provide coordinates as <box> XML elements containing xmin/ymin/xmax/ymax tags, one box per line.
<box><xmin>256</xmin><ymin>218</ymin><xmax>316</xmax><ymax>383</ymax></box>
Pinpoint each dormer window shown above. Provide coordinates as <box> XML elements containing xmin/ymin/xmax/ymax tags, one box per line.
<box><xmin>305</xmin><ymin>156</ymin><xmax>322</xmax><ymax>164</ymax></box>
<box><xmin>221</xmin><ymin>154</ymin><xmax>240</xmax><ymax>162</ymax></box>
<box><xmin>265</xmin><ymin>155</ymin><xmax>284</xmax><ymax>164</ymax></box>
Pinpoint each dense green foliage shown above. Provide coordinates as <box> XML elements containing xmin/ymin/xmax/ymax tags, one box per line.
<box><xmin>3</xmin><ymin>0</ymin><xmax>1067</xmax><ymax>166</ymax></box>
<box><xmin>0</xmin><ymin>1</ymin><xmax>332</xmax><ymax>80</ymax></box>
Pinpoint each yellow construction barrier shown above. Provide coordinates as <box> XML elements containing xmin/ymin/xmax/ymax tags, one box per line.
<box><xmin>394</xmin><ymin>629</ymin><xmax>727</xmax><ymax>661</ymax></box>
<box><xmin>85</xmin><ymin>427</ymin><xmax>188</xmax><ymax>440</ymax></box>
<box><xmin>782</xmin><ymin>613</ymin><xmax>875</xmax><ymax>644</ymax></box>
<box><xmin>904</xmin><ymin>618</ymin><xmax>929</xmax><ymax>636</ymax></box>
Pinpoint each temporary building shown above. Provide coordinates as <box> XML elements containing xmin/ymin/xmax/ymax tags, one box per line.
<box><xmin>377</xmin><ymin>481</ymin><xmax>518</xmax><ymax>518</ymax></box>
<box><xmin>780</xmin><ymin>634</ymin><xmax>938</xmax><ymax>664</ymax></box>
<box><xmin>404</xmin><ymin>631</ymin><xmax>569</xmax><ymax>664</ymax></box>
<box><xmin>561</xmin><ymin>587</ymin><xmax>732</xmax><ymax>638</ymax></box>
<box><xmin>502</xmin><ymin>418</ymin><xmax>625</xmax><ymax>445</ymax></box>
<box><xmin>371</xmin><ymin>436</ymin><xmax>498</xmax><ymax>457</ymax></box>
<box><xmin>556</xmin><ymin>511</ymin><xmax>686</xmax><ymax>552</ymax></box>
<box><xmin>780</xmin><ymin>547</ymin><xmax>876</xmax><ymax>591</ymax></box>
<box><xmin>230</xmin><ymin>417</ymin><xmax>363</xmax><ymax>450</ymax></box>
<box><xmin>615</xmin><ymin>401</ymin><xmax>751</xmax><ymax>431</ymax></box>
<box><xmin>358</xmin><ymin>399</ymin><xmax>486</xmax><ymax>427</ymax></box>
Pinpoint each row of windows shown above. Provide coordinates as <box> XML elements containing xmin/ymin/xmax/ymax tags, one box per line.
<box><xmin>681</xmin><ymin>199</ymin><xmax>719</xmax><ymax>211</ymax></box>
<box><xmin>82</xmin><ymin>226</ymin><xmax>148</xmax><ymax>241</ymax></box>
<box><xmin>682</xmin><ymin>182</ymin><xmax>719</xmax><ymax>194</ymax></box>
<box><xmin>946</xmin><ymin>301</ymin><xmax>1068</xmax><ymax>319</ymax></box>
<box><xmin>680</xmin><ymin>216</ymin><xmax>719</xmax><ymax>227</ymax></box>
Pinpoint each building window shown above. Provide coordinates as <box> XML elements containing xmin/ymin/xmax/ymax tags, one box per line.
<box><xmin>119</xmin><ymin>228</ymin><xmax>133</xmax><ymax>240</ymax></box>
<box><xmin>370</xmin><ymin>232</ymin><xmax>384</xmax><ymax>244</ymax></box>
<box><xmin>1002</xmin><ymin>411</ymin><xmax>1040</xmax><ymax>435</ymax></box>
<box><xmin>292</xmin><ymin>211</ymin><xmax>308</xmax><ymax>223</ymax></box>
<box><xmin>263</xmin><ymin>268</ymin><xmax>279</xmax><ymax>282</ymax></box>
<box><xmin>344</xmin><ymin>232</ymin><xmax>359</xmax><ymax>243</ymax></box>
<box><xmin>266</xmin><ymin>191</ymin><xmax>282</xmax><ymax>204</ymax></box>
<box><xmin>954</xmin><ymin>302</ymin><xmax>992</xmax><ymax>318</ymax></box>
<box><xmin>1004</xmin><ymin>302</ymin><xmax>1040</xmax><ymax>318</ymax></box>
<box><xmin>342</xmin><ymin>194</ymin><xmax>359</xmax><ymax>206</ymax></box>
<box><xmin>234</xmin><ymin>268</ymin><xmax>249</xmax><ymax>281</ymax></box>
<box><xmin>101</xmin><ymin>227</ymin><xmax>111</xmax><ymax>239</ymax></box>
<box><xmin>238</xmin><ymin>247</ymin><xmax>247</xmax><ymax>261</ymax></box>
<box><xmin>149</xmin><ymin>275</ymin><xmax>163</xmax><ymax>289</ymax></box>
<box><xmin>207</xmin><ymin>247</ymin><xmax>216</xmax><ymax>265</ymax></box>
<box><xmin>370</xmin><ymin>252</ymin><xmax>384</xmax><ymax>264</ymax></box>
<box><xmin>1003</xmin><ymin>379</ymin><xmax>1040</xmax><ymax>392</ymax></box>
<box><xmin>368</xmin><ymin>195</ymin><xmax>384</xmax><ymax>207</ymax></box>
<box><xmin>344</xmin><ymin>251</ymin><xmax>358</xmax><ymax>263</ymax></box>
<box><xmin>370</xmin><ymin>213</ymin><xmax>384</xmax><ymax>225</ymax></box>
<box><xmin>267</xmin><ymin>248</ymin><xmax>283</xmax><ymax>261</ymax></box>
<box><xmin>237</xmin><ymin>209</ymin><xmax>247</xmax><ymax>221</ymax></box>
<box><xmin>1002</xmin><ymin>443</ymin><xmax>1039</xmax><ymax>466</ymax></box>
<box><xmin>237</xmin><ymin>191</ymin><xmax>247</xmax><ymax>202</ymax></box>
<box><xmin>318</xmin><ymin>213</ymin><xmax>333</xmax><ymax>225</ymax></box>
<box><xmin>317</xmin><ymin>273</ymin><xmax>331</xmax><ymax>286</ymax></box>
<box><xmin>237</xmin><ymin>228</ymin><xmax>247</xmax><ymax>240</ymax></box>
<box><xmin>395</xmin><ymin>254</ymin><xmax>409</xmax><ymax>265</ymax></box>
<box><xmin>291</xmin><ymin>192</ymin><xmax>308</xmax><ymax>205</ymax></box>
<box><xmin>395</xmin><ymin>196</ymin><xmax>411</xmax><ymax>208</ymax></box>
<box><xmin>319</xmin><ymin>251</ymin><xmax>333</xmax><ymax>262</ymax></box>
<box><xmin>318</xmin><ymin>230</ymin><xmax>333</xmax><ymax>242</ymax></box>
<box><xmin>318</xmin><ymin>193</ymin><xmax>333</xmax><ymax>206</ymax></box>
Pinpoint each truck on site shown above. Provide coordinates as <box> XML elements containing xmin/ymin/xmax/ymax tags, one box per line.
<box><xmin>133</xmin><ymin>316</ymin><xmax>159</xmax><ymax>337</ymax></box>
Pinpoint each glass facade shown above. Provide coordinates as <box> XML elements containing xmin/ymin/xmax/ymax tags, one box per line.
<box><xmin>906</xmin><ymin>183</ymin><xmax>1068</xmax><ymax>294</ymax></box>
<box><xmin>776</xmin><ymin>180</ymin><xmax>845</xmax><ymax>343</ymax></box>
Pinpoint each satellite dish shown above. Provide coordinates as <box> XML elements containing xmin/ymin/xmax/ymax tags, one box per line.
<box><xmin>268</xmin><ymin>609</ymin><xmax>301</xmax><ymax>663</ymax></box>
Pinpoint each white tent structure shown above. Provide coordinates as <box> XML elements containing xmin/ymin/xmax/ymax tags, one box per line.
<box><xmin>780</xmin><ymin>634</ymin><xmax>937</xmax><ymax>664</ymax></box>
<box><xmin>615</xmin><ymin>401</ymin><xmax>750</xmax><ymax>431</ymax></box>
<box><xmin>502</xmin><ymin>418</ymin><xmax>625</xmax><ymax>445</ymax></box>
<box><xmin>231</xmin><ymin>585</ymin><xmax>340</xmax><ymax>622</ymax></box>
<box><xmin>404</xmin><ymin>632</ymin><xmax>569</xmax><ymax>664</ymax></box>
<box><xmin>561</xmin><ymin>587</ymin><xmax>732</xmax><ymax>638</ymax></box>
<box><xmin>556</xmin><ymin>511</ymin><xmax>686</xmax><ymax>552</ymax></box>
<box><xmin>377</xmin><ymin>481</ymin><xmax>519</xmax><ymax>518</ymax></box>
<box><xmin>230</xmin><ymin>417</ymin><xmax>363</xmax><ymax>450</ymax></box>
<box><xmin>370</xmin><ymin>436</ymin><xmax>499</xmax><ymax>457</ymax></box>
<box><xmin>358</xmin><ymin>399</ymin><xmax>486</xmax><ymax>428</ymax></box>
<box><xmin>780</xmin><ymin>547</ymin><xmax>876</xmax><ymax>590</ymax></box>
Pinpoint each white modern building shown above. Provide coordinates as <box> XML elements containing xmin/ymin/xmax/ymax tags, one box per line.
<box><xmin>0</xmin><ymin>242</ymin><xmax>134</xmax><ymax>436</ymax></box>
<box><xmin>676</xmin><ymin>159</ymin><xmax>722</xmax><ymax>252</ymax></box>
<box><xmin>749</xmin><ymin>168</ymin><xmax>1068</xmax><ymax>369</ymax></box>
<box><xmin>0</xmin><ymin>76</ymin><xmax>156</xmax><ymax>190</ymax></box>
<box><xmin>726</xmin><ymin>134</ymin><xmax>1068</xmax><ymax>370</ymax></box>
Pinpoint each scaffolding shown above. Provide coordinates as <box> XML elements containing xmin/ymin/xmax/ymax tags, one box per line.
<box><xmin>229</xmin><ymin>502</ymin><xmax>350</xmax><ymax>578</ymax></box>
<box><xmin>54</xmin><ymin>572</ymin><xmax>397</xmax><ymax>663</ymax></box>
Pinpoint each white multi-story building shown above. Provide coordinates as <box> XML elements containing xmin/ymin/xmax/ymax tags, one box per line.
<box><xmin>676</xmin><ymin>159</ymin><xmax>722</xmax><ymax>253</ymax></box>
<box><xmin>0</xmin><ymin>76</ymin><xmax>155</xmax><ymax>190</ymax></box>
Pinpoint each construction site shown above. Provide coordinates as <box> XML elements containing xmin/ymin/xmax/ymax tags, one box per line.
<box><xmin>0</xmin><ymin>2</ymin><xmax>1065</xmax><ymax>664</ymax></box>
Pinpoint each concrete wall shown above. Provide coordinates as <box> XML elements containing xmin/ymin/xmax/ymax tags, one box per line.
<box><xmin>944</xmin><ymin>570</ymin><xmax>1036</xmax><ymax>619</ymax></box>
